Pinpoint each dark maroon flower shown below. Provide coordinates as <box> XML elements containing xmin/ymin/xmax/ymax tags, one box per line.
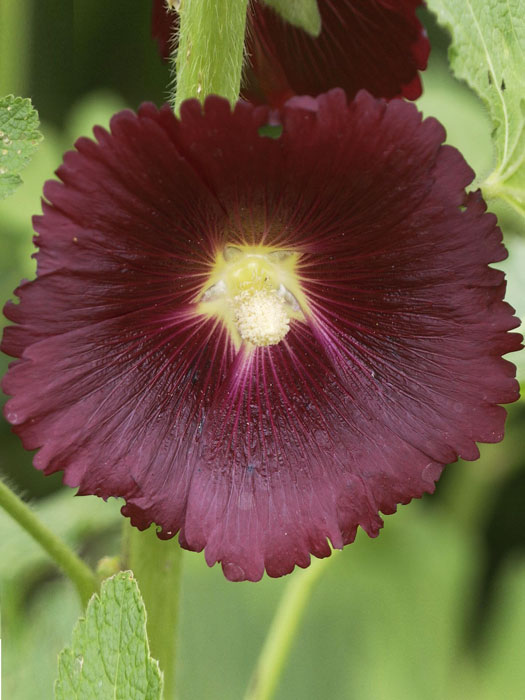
<box><xmin>2</xmin><ymin>91</ymin><xmax>521</xmax><ymax>581</ymax></box>
<box><xmin>152</xmin><ymin>1</ymin><xmax>430</xmax><ymax>104</ymax></box>
<box><xmin>245</xmin><ymin>0</ymin><xmax>430</xmax><ymax>105</ymax></box>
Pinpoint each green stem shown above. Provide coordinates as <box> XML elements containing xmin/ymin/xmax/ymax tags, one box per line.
<box><xmin>0</xmin><ymin>478</ymin><xmax>97</xmax><ymax>607</ymax></box>
<box><xmin>0</xmin><ymin>0</ymin><xmax>30</xmax><ymax>94</ymax></box>
<box><xmin>173</xmin><ymin>0</ymin><xmax>250</xmax><ymax>112</ymax></box>
<box><xmin>125</xmin><ymin>524</ymin><xmax>183</xmax><ymax>700</ymax></box>
<box><xmin>244</xmin><ymin>554</ymin><xmax>333</xmax><ymax>700</ymax></box>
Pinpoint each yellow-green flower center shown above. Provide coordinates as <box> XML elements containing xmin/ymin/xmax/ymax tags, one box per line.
<box><xmin>197</xmin><ymin>245</ymin><xmax>306</xmax><ymax>348</ymax></box>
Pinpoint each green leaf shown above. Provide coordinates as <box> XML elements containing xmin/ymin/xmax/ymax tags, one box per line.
<box><xmin>55</xmin><ymin>571</ymin><xmax>163</xmax><ymax>700</ymax></box>
<box><xmin>0</xmin><ymin>95</ymin><xmax>43</xmax><ymax>200</ymax></box>
<box><xmin>262</xmin><ymin>0</ymin><xmax>321</xmax><ymax>37</ymax></box>
<box><xmin>427</xmin><ymin>0</ymin><xmax>525</xmax><ymax>217</ymax></box>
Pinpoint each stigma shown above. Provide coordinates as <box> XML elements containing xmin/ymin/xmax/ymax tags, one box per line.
<box><xmin>233</xmin><ymin>289</ymin><xmax>290</xmax><ymax>346</ymax></box>
<box><xmin>198</xmin><ymin>245</ymin><xmax>306</xmax><ymax>348</ymax></box>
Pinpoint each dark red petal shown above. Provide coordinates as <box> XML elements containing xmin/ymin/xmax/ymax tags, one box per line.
<box><xmin>244</xmin><ymin>0</ymin><xmax>430</xmax><ymax>106</ymax></box>
<box><xmin>2</xmin><ymin>92</ymin><xmax>521</xmax><ymax>581</ymax></box>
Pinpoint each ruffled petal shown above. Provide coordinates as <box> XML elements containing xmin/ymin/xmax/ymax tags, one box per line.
<box><xmin>2</xmin><ymin>92</ymin><xmax>521</xmax><ymax>581</ymax></box>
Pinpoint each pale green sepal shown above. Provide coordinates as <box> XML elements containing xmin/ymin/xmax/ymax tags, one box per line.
<box><xmin>0</xmin><ymin>95</ymin><xmax>42</xmax><ymax>200</ymax></box>
<box><xmin>262</xmin><ymin>0</ymin><xmax>321</xmax><ymax>37</ymax></box>
<box><xmin>55</xmin><ymin>571</ymin><xmax>163</xmax><ymax>700</ymax></box>
<box><xmin>427</xmin><ymin>0</ymin><xmax>525</xmax><ymax>219</ymax></box>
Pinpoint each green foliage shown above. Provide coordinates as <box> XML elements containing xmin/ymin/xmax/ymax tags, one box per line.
<box><xmin>176</xmin><ymin>501</ymin><xmax>525</xmax><ymax>700</ymax></box>
<box><xmin>0</xmin><ymin>488</ymin><xmax>121</xmax><ymax>583</ymax></box>
<box><xmin>5</xmin><ymin>500</ymin><xmax>525</xmax><ymax>700</ymax></box>
<box><xmin>2</xmin><ymin>579</ymin><xmax>82</xmax><ymax>700</ymax></box>
<box><xmin>0</xmin><ymin>95</ymin><xmax>42</xmax><ymax>200</ymax></box>
<box><xmin>476</xmin><ymin>559</ymin><xmax>525</xmax><ymax>700</ymax></box>
<box><xmin>262</xmin><ymin>0</ymin><xmax>321</xmax><ymax>36</ymax></box>
<box><xmin>427</xmin><ymin>0</ymin><xmax>525</xmax><ymax>218</ymax></box>
<box><xmin>55</xmin><ymin>572</ymin><xmax>163</xmax><ymax>700</ymax></box>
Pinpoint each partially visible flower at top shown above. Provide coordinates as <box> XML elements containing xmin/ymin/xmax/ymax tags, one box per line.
<box><xmin>151</xmin><ymin>0</ymin><xmax>178</xmax><ymax>60</ymax></box>
<box><xmin>2</xmin><ymin>90</ymin><xmax>521</xmax><ymax>581</ymax></box>
<box><xmin>245</xmin><ymin>0</ymin><xmax>430</xmax><ymax>105</ymax></box>
<box><xmin>151</xmin><ymin>0</ymin><xmax>430</xmax><ymax>105</ymax></box>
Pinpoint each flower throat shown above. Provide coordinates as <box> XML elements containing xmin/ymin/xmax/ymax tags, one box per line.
<box><xmin>198</xmin><ymin>245</ymin><xmax>305</xmax><ymax>348</ymax></box>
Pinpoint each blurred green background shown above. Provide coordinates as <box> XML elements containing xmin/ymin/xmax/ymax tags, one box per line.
<box><xmin>0</xmin><ymin>2</ymin><xmax>524</xmax><ymax>699</ymax></box>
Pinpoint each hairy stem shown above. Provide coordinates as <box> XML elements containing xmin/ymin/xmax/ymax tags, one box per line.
<box><xmin>0</xmin><ymin>0</ymin><xmax>30</xmax><ymax>94</ymax></box>
<box><xmin>125</xmin><ymin>525</ymin><xmax>183</xmax><ymax>700</ymax></box>
<box><xmin>173</xmin><ymin>0</ymin><xmax>249</xmax><ymax>111</ymax></box>
<box><xmin>0</xmin><ymin>478</ymin><xmax>97</xmax><ymax>607</ymax></box>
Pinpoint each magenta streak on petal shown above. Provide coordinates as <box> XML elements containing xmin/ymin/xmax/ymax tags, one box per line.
<box><xmin>307</xmin><ymin>303</ymin><xmax>376</xmax><ymax>377</ymax></box>
<box><xmin>284</xmin><ymin>327</ymin><xmax>372</xmax><ymax>442</ymax></box>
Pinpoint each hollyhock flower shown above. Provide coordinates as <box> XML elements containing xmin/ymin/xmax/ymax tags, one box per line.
<box><xmin>1</xmin><ymin>90</ymin><xmax>521</xmax><ymax>582</ymax></box>
<box><xmin>245</xmin><ymin>0</ymin><xmax>430</xmax><ymax>105</ymax></box>
<box><xmin>151</xmin><ymin>0</ymin><xmax>430</xmax><ymax>104</ymax></box>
